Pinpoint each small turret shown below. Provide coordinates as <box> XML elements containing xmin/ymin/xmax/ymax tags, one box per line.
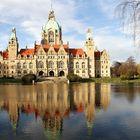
<box><xmin>86</xmin><ymin>28</ymin><xmax>93</xmax><ymax>41</ymax></box>
<box><xmin>48</xmin><ymin>10</ymin><xmax>55</xmax><ymax>20</ymax></box>
<box><xmin>10</xmin><ymin>28</ymin><xmax>17</xmax><ymax>40</ymax></box>
<box><xmin>85</xmin><ymin>28</ymin><xmax>95</xmax><ymax>77</ymax></box>
<box><xmin>8</xmin><ymin>28</ymin><xmax>19</xmax><ymax>59</ymax></box>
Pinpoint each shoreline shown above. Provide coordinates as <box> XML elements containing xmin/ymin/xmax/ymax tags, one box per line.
<box><xmin>0</xmin><ymin>77</ymin><xmax>140</xmax><ymax>84</ymax></box>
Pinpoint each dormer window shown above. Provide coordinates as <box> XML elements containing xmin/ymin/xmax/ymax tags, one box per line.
<box><xmin>30</xmin><ymin>55</ymin><xmax>33</xmax><ymax>59</ymax></box>
<box><xmin>24</xmin><ymin>55</ymin><xmax>27</xmax><ymax>59</ymax></box>
<box><xmin>18</xmin><ymin>54</ymin><xmax>21</xmax><ymax>59</ymax></box>
<box><xmin>70</xmin><ymin>53</ymin><xmax>73</xmax><ymax>58</ymax></box>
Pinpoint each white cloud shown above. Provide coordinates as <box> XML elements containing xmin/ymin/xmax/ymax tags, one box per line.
<box><xmin>94</xmin><ymin>27</ymin><xmax>140</xmax><ymax>63</ymax></box>
<box><xmin>97</xmin><ymin>0</ymin><xmax>118</xmax><ymax>19</ymax></box>
<box><xmin>0</xmin><ymin>0</ymin><xmax>138</xmax><ymax>64</ymax></box>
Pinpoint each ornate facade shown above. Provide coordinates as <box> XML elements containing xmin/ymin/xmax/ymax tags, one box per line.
<box><xmin>0</xmin><ymin>10</ymin><xmax>110</xmax><ymax>78</ymax></box>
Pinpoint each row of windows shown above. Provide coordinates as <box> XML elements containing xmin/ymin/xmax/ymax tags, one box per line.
<box><xmin>96</xmin><ymin>70</ymin><xmax>109</xmax><ymax>74</ymax></box>
<box><xmin>38</xmin><ymin>56</ymin><xmax>45</xmax><ymax>59</ymax></box>
<box><xmin>18</xmin><ymin>55</ymin><xmax>33</xmax><ymax>59</ymax></box>
<box><xmin>17</xmin><ymin>70</ymin><xmax>33</xmax><ymax>75</ymax></box>
<box><xmin>0</xmin><ymin>65</ymin><xmax>16</xmax><ymax>69</ymax></box>
<box><xmin>0</xmin><ymin>70</ymin><xmax>33</xmax><ymax>75</ymax></box>
<box><xmin>102</xmin><ymin>70</ymin><xmax>108</xmax><ymax>74</ymax></box>
<box><xmin>101</xmin><ymin>65</ymin><xmax>108</xmax><ymax>69</ymax></box>
<box><xmin>76</xmin><ymin>70</ymin><xmax>86</xmax><ymax>74</ymax></box>
<box><xmin>75</xmin><ymin>62</ymin><xmax>85</xmax><ymax>69</ymax></box>
<box><xmin>70</xmin><ymin>54</ymin><xmax>86</xmax><ymax>58</ymax></box>
<box><xmin>101</xmin><ymin>60</ymin><xmax>108</xmax><ymax>64</ymax></box>
<box><xmin>17</xmin><ymin>62</ymin><xmax>33</xmax><ymax>69</ymax></box>
<box><xmin>38</xmin><ymin>55</ymin><xmax>66</xmax><ymax>59</ymax></box>
<box><xmin>37</xmin><ymin>61</ymin><xmax>65</xmax><ymax>69</ymax></box>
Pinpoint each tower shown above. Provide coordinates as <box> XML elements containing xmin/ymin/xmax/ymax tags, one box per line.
<box><xmin>41</xmin><ymin>10</ymin><xmax>62</xmax><ymax>45</ymax></box>
<box><xmin>85</xmin><ymin>28</ymin><xmax>95</xmax><ymax>77</ymax></box>
<box><xmin>8</xmin><ymin>28</ymin><xmax>19</xmax><ymax>60</ymax></box>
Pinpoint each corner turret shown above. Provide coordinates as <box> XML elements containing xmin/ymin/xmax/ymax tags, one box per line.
<box><xmin>85</xmin><ymin>28</ymin><xmax>95</xmax><ymax>77</ymax></box>
<box><xmin>8</xmin><ymin>28</ymin><xmax>19</xmax><ymax>60</ymax></box>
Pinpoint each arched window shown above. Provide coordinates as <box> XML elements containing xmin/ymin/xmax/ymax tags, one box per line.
<box><xmin>29</xmin><ymin>62</ymin><xmax>33</xmax><ymax>69</ymax></box>
<box><xmin>48</xmin><ymin>31</ymin><xmax>54</xmax><ymax>43</ymax></box>
<box><xmin>17</xmin><ymin>71</ymin><xmax>21</xmax><ymax>76</ymax></box>
<box><xmin>76</xmin><ymin>62</ymin><xmax>79</xmax><ymax>69</ymax></box>
<box><xmin>76</xmin><ymin>70</ymin><xmax>79</xmax><ymax>73</ymax></box>
<box><xmin>58</xmin><ymin>61</ymin><xmax>64</xmax><ymax>68</ymax></box>
<box><xmin>17</xmin><ymin>62</ymin><xmax>21</xmax><ymax>69</ymax></box>
<box><xmin>82</xmin><ymin>70</ymin><xmax>85</xmax><ymax>73</ymax></box>
<box><xmin>23</xmin><ymin>62</ymin><xmax>27</xmax><ymax>69</ymax></box>
<box><xmin>23</xmin><ymin>70</ymin><xmax>27</xmax><ymax>74</ymax></box>
<box><xmin>38</xmin><ymin>61</ymin><xmax>44</xmax><ymax>68</ymax></box>
<box><xmin>82</xmin><ymin>62</ymin><xmax>85</xmax><ymax>69</ymax></box>
<box><xmin>48</xmin><ymin>61</ymin><xmax>54</xmax><ymax>68</ymax></box>
<box><xmin>30</xmin><ymin>70</ymin><xmax>33</xmax><ymax>74</ymax></box>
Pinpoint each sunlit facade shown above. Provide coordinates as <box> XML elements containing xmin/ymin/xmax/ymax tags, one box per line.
<box><xmin>0</xmin><ymin>10</ymin><xmax>110</xmax><ymax>78</ymax></box>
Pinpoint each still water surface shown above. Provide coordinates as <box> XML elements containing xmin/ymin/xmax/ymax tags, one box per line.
<box><xmin>0</xmin><ymin>83</ymin><xmax>140</xmax><ymax>140</ymax></box>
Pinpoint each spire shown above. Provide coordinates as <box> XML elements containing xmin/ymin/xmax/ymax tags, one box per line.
<box><xmin>50</xmin><ymin>0</ymin><xmax>53</xmax><ymax>10</ymax></box>
<box><xmin>10</xmin><ymin>28</ymin><xmax>16</xmax><ymax>40</ymax></box>
<box><xmin>86</xmin><ymin>28</ymin><xmax>93</xmax><ymax>40</ymax></box>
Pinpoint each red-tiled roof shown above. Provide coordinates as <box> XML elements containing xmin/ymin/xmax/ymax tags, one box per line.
<box><xmin>35</xmin><ymin>44</ymin><xmax>69</xmax><ymax>53</ymax></box>
<box><xmin>69</xmin><ymin>48</ymin><xmax>84</xmax><ymax>57</ymax></box>
<box><xmin>42</xmin><ymin>44</ymin><xmax>69</xmax><ymax>49</ymax></box>
<box><xmin>20</xmin><ymin>49</ymin><xmax>34</xmax><ymax>56</ymax></box>
<box><xmin>95</xmin><ymin>51</ymin><xmax>103</xmax><ymax>59</ymax></box>
<box><xmin>3</xmin><ymin>51</ymin><xmax>8</xmax><ymax>59</ymax></box>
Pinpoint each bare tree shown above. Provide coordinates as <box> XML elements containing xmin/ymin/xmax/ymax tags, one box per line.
<box><xmin>116</xmin><ymin>0</ymin><xmax>140</xmax><ymax>46</ymax></box>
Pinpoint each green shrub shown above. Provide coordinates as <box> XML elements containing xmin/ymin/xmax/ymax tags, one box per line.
<box><xmin>120</xmin><ymin>74</ymin><xmax>135</xmax><ymax>80</ymax></box>
<box><xmin>120</xmin><ymin>75</ymin><xmax>128</xmax><ymax>80</ymax></box>
<box><xmin>67</xmin><ymin>73</ymin><xmax>82</xmax><ymax>82</ymax></box>
<box><xmin>80</xmin><ymin>78</ymin><xmax>95</xmax><ymax>82</ymax></box>
<box><xmin>22</xmin><ymin>74</ymin><xmax>36</xmax><ymax>84</ymax></box>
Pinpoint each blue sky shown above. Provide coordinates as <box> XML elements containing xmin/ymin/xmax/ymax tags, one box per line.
<box><xmin>0</xmin><ymin>0</ymin><xmax>139</xmax><ymax>64</ymax></box>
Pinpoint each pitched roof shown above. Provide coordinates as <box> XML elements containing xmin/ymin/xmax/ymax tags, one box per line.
<box><xmin>2</xmin><ymin>51</ymin><xmax>8</xmax><ymax>59</ymax></box>
<box><xmin>20</xmin><ymin>48</ymin><xmax>34</xmax><ymax>56</ymax></box>
<box><xmin>69</xmin><ymin>48</ymin><xmax>84</xmax><ymax>57</ymax></box>
<box><xmin>35</xmin><ymin>44</ymin><xmax>69</xmax><ymax>53</ymax></box>
<box><xmin>95</xmin><ymin>51</ymin><xmax>103</xmax><ymax>59</ymax></box>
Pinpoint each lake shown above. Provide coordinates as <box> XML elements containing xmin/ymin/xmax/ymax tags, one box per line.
<box><xmin>0</xmin><ymin>82</ymin><xmax>140</xmax><ymax>140</ymax></box>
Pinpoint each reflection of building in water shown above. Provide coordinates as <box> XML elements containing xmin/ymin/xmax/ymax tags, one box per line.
<box><xmin>43</xmin><ymin>113</ymin><xmax>63</xmax><ymax>140</ymax></box>
<box><xmin>0</xmin><ymin>83</ymin><xmax>69</xmax><ymax>137</ymax></box>
<box><xmin>72</xmin><ymin>83</ymin><xmax>95</xmax><ymax>132</ymax></box>
<box><xmin>85</xmin><ymin>84</ymin><xmax>95</xmax><ymax>134</ymax></box>
<box><xmin>0</xmin><ymin>83</ymin><xmax>111</xmax><ymax>138</ymax></box>
<box><xmin>95</xmin><ymin>84</ymin><xmax>111</xmax><ymax>110</ymax></box>
<box><xmin>37</xmin><ymin>83</ymin><xmax>69</xmax><ymax>140</ymax></box>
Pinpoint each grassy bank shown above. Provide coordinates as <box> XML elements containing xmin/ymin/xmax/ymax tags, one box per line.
<box><xmin>94</xmin><ymin>77</ymin><xmax>140</xmax><ymax>83</ymax></box>
<box><xmin>0</xmin><ymin>78</ymin><xmax>22</xmax><ymax>84</ymax></box>
<box><xmin>0</xmin><ymin>77</ymin><xmax>140</xmax><ymax>84</ymax></box>
<box><xmin>70</xmin><ymin>77</ymin><xmax>140</xmax><ymax>83</ymax></box>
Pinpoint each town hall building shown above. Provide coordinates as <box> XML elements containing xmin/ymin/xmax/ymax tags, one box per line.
<box><xmin>0</xmin><ymin>10</ymin><xmax>110</xmax><ymax>78</ymax></box>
